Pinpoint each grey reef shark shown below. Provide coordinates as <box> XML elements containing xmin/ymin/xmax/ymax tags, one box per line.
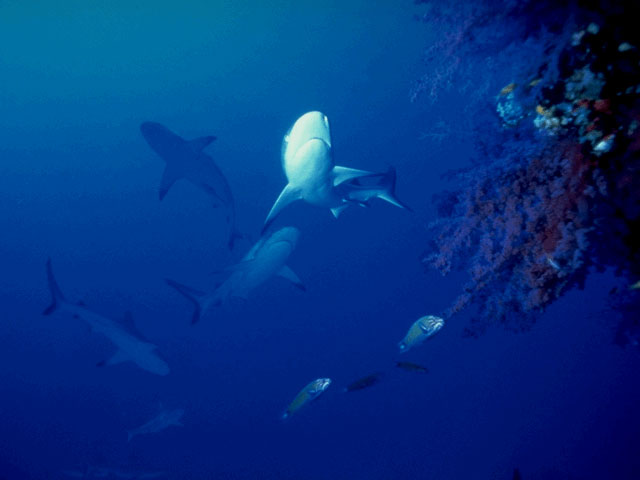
<box><xmin>262</xmin><ymin>111</ymin><xmax>411</xmax><ymax>231</ymax></box>
<box><xmin>62</xmin><ymin>465</ymin><xmax>166</xmax><ymax>479</ymax></box>
<box><xmin>337</xmin><ymin>166</ymin><xmax>412</xmax><ymax>212</ymax></box>
<box><xmin>127</xmin><ymin>406</ymin><xmax>184</xmax><ymax>442</ymax></box>
<box><xmin>166</xmin><ymin>226</ymin><xmax>304</xmax><ymax>324</ymax></box>
<box><xmin>140</xmin><ymin>121</ymin><xmax>242</xmax><ymax>249</ymax></box>
<box><xmin>43</xmin><ymin>259</ymin><xmax>170</xmax><ymax>376</ymax></box>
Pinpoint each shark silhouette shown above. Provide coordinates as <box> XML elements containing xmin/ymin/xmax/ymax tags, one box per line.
<box><xmin>262</xmin><ymin>111</ymin><xmax>375</xmax><ymax>231</ymax></box>
<box><xmin>166</xmin><ymin>226</ymin><xmax>304</xmax><ymax>324</ymax></box>
<box><xmin>140</xmin><ymin>121</ymin><xmax>241</xmax><ymax>249</ymax></box>
<box><xmin>43</xmin><ymin>259</ymin><xmax>169</xmax><ymax>376</ymax></box>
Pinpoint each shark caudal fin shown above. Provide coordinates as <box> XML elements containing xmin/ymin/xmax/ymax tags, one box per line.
<box><xmin>165</xmin><ymin>279</ymin><xmax>207</xmax><ymax>325</ymax></box>
<box><xmin>43</xmin><ymin>258</ymin><xmax>67</xmax><ymax>315</ymax></box>
<box><xmin>377</xmin><ymin>166</ymin><xmax>413</xmax><ymax>212</ymax></box>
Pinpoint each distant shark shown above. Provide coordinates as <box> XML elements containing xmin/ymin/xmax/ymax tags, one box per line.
<box><xmin>262</xmin><ymin>111</ymin><xmax>375</xmax><ymax>231</ymax></box>
<box><xmin>127</xmin><ymin>406</ymin><xmax>184</xmax><ymax>442</ymax></box>
<box><xmin>140</xmin><ymin>121</ymin><xmax>241</xmax><ymax>249</ymax></box>
<box><xmin>166</xmin><ymin>226</ymin><xmax>304</xmax><ymax>324</ymax></box>
<box><xmin>336</xmin><ymin>166</ymin><xmax>412</xmax><ymax>213</ymax></box>
<box><xmin>43</xmin><ymin>259</ymin><xmax>170</xmax><ymax>376</ymax></box>
<box><xmin>62</xmin><ymin>465</ymin><xmax>166</xmax><ymax>479</ymax></box>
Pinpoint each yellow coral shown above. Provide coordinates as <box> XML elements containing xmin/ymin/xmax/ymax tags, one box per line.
<box><xmin>536</xmin><ymin>105</ymin><xmax>549</xmax><ymax>116</ymax></box>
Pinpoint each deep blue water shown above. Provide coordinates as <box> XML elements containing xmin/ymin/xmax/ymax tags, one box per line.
<box><xmin>1</xmin><ymin>2</ymin><xmax>639</xmax><ymax>479</ymax></box>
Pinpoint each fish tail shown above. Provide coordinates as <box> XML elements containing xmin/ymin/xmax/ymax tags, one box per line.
<box><xmin>127</xmin><ymin>431</ymin><xmax>134</xmax><ymax>442</ymax></box>
<box><xmin>165</xmin><ymin>278</ymin><xmax>206</xmax><ymax>325</ymax></box>
<box><xmin>43</xmin><ymin>258</ymin><xmax>67</xmax><ymax>315</ymax></box>
<box><xmin>379</xmin><ymin>166</ymin><xmax>413</xmax><ymax>212</ymax></box>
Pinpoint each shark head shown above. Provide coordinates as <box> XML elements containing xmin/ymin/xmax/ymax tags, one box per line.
<box><xmin>282</xmin><ymin>111</ymin><xmax>332</xmax><ymax>172</ymax></box>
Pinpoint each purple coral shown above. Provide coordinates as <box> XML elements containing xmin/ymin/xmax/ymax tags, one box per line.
<box><xmin>424</xmin><ymin>139</ymin><xmax>594</xmax><ymax>334</ymax></box>
<box><xmin>420</xmin><ymin>2</ymin><xmax>640</xmax><ymax>338</ymax></box>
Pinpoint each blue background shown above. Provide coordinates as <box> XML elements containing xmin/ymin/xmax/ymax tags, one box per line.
<box><xmin>0</xmin><ymin>1</ymin><xmax>638</xmax><ymax>478</ymax></box>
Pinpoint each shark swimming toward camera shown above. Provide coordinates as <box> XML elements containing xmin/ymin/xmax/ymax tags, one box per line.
<box><xmin>262</xmin><ymin>111</ymin><xmax>376</xmax><ymax>231</ymax></box>
<box><xmin>140</xmin><ymin>121</ymin><xmax>241</xmax><ymax>249</ymax></box>
<box><xmin>166</xmin><ymin>226</ymin><xmax>304</xmax><ymax>324</ymax></box>
<box><xmin>127</xmin><ymin>406</ymin><xmax>184</xmax><ymax>442</ymax></box>
<box><xmin>336</xmin><ymin>166</ymin><xmax>412</xmax><ymax>213</ymax></box>
<box><xmin>43</xmin><ymin>259</ymin><xmax>170</xmax><ymax>376</ymax></box>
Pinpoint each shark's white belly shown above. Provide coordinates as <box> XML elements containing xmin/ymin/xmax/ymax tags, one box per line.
<box><xmin>284</xmin><ymin>139</ymin><xmax>339</xmax><ymax>207</ymax></box>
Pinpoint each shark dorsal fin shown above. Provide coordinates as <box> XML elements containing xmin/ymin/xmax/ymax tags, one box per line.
<box><xmin>188</xmin><ymin>136</ymin><xmax>216</xmax><ymax>152</ymax></box>
<box><xmin>120</xmin><ymin>311</ymin><xmax>149</xmax><ymax>341</ymax></box>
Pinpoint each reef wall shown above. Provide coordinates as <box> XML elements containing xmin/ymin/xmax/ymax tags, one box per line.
<box><xmin>416</xmin><ymin>0</ymin><xmax>640</xmax><ymax>341</ymax></box>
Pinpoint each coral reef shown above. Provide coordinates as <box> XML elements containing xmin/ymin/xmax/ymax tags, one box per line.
<box><xmin>420</xmin><ymin>1</ymin><xmax>640</xmax><ymax>338</ymax></box>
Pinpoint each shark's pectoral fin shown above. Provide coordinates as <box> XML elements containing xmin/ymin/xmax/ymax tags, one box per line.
<box><xmin>330</xmin><ymin>205</ymin><xmax>349</xmax><ymax>218</ymax></box>
<box><xmin>277</xmin><ymin>265</ymin><xmax>306</xmax><ymax>291</ymax></box>
<box><xmin>263</xmin><ymin>184</ymin><xmax>301</xmax><ymax>232</ymax></box>
<box><xmin>332</xmin><ymin>166</ymin><xmax>375</xmax><ymax>186</ymax></box>
<box><xmin>159</xmin><ymin>164</ymin><xmax>183</xmax><ymax>201</ymax></box>
<box><xmin>187</xmin><ymin>135</ymin><xmax>216</xmax><ymax>152</ymax></box>
<box><xmin>98</xmin><ymin>350</ymin><xmax>130</xmax><ymax>367</ymax></box>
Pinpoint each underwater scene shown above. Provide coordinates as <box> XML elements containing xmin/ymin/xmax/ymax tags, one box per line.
<box><xmin>1</xmin><ymin>1</ymin><xmax>640</xmax><ymax>478</ymax></box>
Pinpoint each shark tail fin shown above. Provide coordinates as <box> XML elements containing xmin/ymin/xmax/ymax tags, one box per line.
<box><xmin>43</xmin><ymin>258</ymin><xmax>67</xmax><ymax>315</ymax></box>
<box><xmin>378</xmin><ymin>167</ymin><xmax>413</xmax><ymax>212</ymax></box>
<box><xmin>165</xmin><ymin>279</ymin><xmax>207</xmax><ymax>325</ymax></box>
<box><xmin>127</xmin><ymin>431</ymin><xmax>134</xmax><ymax>443</ymax></box>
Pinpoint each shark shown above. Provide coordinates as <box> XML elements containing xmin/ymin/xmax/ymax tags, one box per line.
<box><xmin>127</xmin><ymin>406</ymin><xmax>184</xmax><ymax>442</ymax></box>
<box><xmin>166</xmin><ymin>226</ymin><xmax>304</xmax><ymax>324</ymax></box>
<box><xmin>140</xmin><ymin>121</ymin><xmax>241</xmax><ymax>249</ymax></box>
<box><xmin>43</xmin><ymin>259</ymin><xmax>170</xmax><ymax>376</ymax></box>
<box><xmin>262</xmin><ymin>111</ymin><xmax>376</xmax><ymax>231</ymax></box>
<box><xmin>336</xmin><ymin>166</ymin><xmax>413</xmax><ymax>213</ymax></box>
<box><xmin>62</xmin><ymin>465</ymin><xmax>166</xmax><ymax>479</ymax></box>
